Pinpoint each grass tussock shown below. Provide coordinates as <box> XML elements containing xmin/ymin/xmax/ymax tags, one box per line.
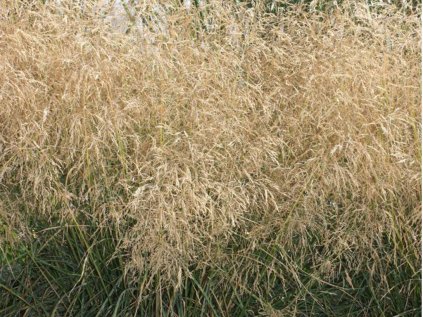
<box><xmin>0</xmin><ymin>1</ymin><xmax>421</xmax><ymax>316</ymax></box>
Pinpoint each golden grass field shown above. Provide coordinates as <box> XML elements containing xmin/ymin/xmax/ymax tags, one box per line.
<box><xmin>0</xmin><ymin>0</ymin><xmax>421</xmax><ymax>316</ymax></box>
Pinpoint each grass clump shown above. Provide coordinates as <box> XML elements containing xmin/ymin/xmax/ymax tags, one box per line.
<box><xmin>0</xmin><ymin>0</ymin><xmax>421</xmax><ymax>316</ymax></box>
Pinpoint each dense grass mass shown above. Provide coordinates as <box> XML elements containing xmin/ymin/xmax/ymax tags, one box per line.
<box><xmin>0</xmin><ymin>0</ymin><xmax>421</xmax><ymax>316</ymax></box>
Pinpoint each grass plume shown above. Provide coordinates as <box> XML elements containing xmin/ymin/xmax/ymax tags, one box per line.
<box><xmin>0</xmin><ymin>0</ymin><xmax>421</xmax><ymax>315</ymax></box>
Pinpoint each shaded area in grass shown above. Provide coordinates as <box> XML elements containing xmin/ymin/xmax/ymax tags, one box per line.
<box><xmin>1</xmin><ymin>209</ymin><xmax>420</xmax><ymax>316</ymax></box>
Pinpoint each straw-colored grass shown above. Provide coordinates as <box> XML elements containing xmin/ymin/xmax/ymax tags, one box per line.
<box><xmin>0</xmin><ymin>1</ymin><xmax>421</xmax><ymax>316</ymax></box>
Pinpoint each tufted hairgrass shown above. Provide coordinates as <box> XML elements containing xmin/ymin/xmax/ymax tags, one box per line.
<box><xmin>0</xmin><ymin>0</ymin><xmax>421</xmax><ymax>316</ymax></box>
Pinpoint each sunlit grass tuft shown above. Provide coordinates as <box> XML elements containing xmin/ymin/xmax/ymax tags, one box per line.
<box><xmin>0</xmin><ymin>0</ymin><xmax>421</xmax><ymax>316</ymax></box>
